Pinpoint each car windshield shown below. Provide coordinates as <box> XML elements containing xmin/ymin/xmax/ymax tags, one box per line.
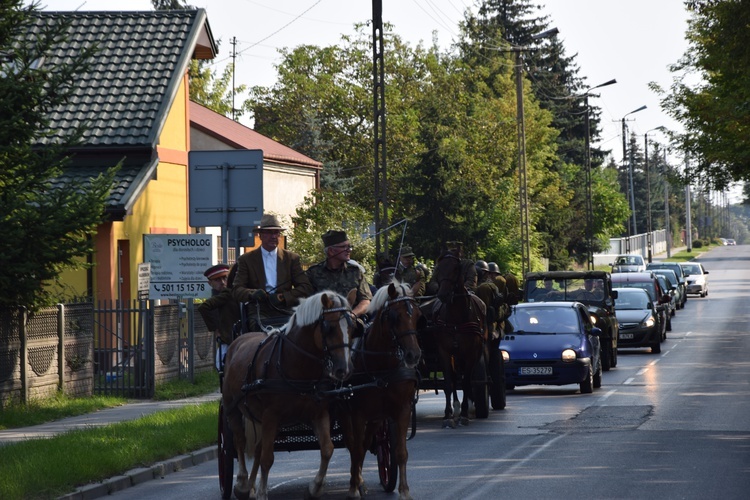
<box><xmin>526</xmin><ymin>277</ymin><xmax>605</xmax><ymax>302</ymax></box>
<box><xmin>682</xmin><ymin>264</ymin><xmax>701</xmax><ymax>275</ymax></box>
<box><xmin>508</xmin><ymin>307</ymin><xmax>578</xmax><ymax>334</ymax></box>
<box><xmin>614</xmin><ymin>291</ymin><xmax>649</xmax><ymax>310</ymax></box>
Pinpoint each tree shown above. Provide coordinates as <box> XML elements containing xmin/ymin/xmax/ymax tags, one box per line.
<box><xmin>0</xmin><ymin>1</ymin><xmax>115</xmax><ymax>309</ymax></box>
<box><xmin>655</xmin><ymin>0</ymin><xmax>750</xmax><ymax>187</ymax></box>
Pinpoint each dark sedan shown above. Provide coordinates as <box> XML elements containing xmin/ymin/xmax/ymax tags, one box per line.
<box><xmin>500</xmin><ymin>302</ymin><xmax>602</xmax><ymax>394</ymax></box>
<box><xmin>614</xmin><ymin>287</ymin><xmax>663</xmax><ymax>353</ymax></box>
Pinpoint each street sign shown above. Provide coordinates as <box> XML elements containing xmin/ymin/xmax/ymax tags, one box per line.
<box><xmin>188</xmin><ymin>149</ymin><xmax>264</xmax><ymax>228</ymax></box>
<box><xmin>143</xmin><ymin>235</ymin><xmax>214</xmax><ymax>299</ymax></box>
<box><xmin>137</xmin><ymin>262</ymin><xmax>150</xmax><ymax>300</ymax></box>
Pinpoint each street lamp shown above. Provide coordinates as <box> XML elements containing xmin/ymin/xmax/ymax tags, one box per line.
<box><xmin>620</xmin><ymin>105</ymin><xmax>647</xmax><ymax>252</ymax></box>
<box><xmin>644</xmin><ymin>126</ymin><xmax>665</xmax><ymax>262</ymax></box>
<box><xmin>582</xmin><ymin>78</ymin><xmax>617</xmax><ymax>269</ymax></box>
<box><xmin>511</xmin><ymin>27</ymin><xmax>558</xmax><ymax>277</ymax></box>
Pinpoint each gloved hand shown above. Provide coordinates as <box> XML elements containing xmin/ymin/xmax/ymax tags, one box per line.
<box><xmin>251</xmin><ymin>289</ymin><xmax>267</xmax><ymax>302</ymax></box>
<box><xmin>270</xmin><ymin>293</ymin><xmax>285</xmax><ymax>308</ymax></box>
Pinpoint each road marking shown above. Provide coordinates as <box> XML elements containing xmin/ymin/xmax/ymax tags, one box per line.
<box><xmin>649</xmin><ymin>359</ymin><xmax>660</xmax><ymax>365</ymax></box>
<box><xmin>624</xmin><ymin>377</ymin><xmax>634</xmax><ymax>384</ymax></box>
<box><xmin>597</xmin><ymin>389</ymin><xmax>616</xmax><ymax>401</ymax></box>
<box><xmin>637</xmin><ymin>368</ymin><xmax>648</xmax><ymax>375</ymax></box>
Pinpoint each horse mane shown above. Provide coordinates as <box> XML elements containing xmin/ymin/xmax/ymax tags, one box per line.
<box><xmin>367</xmin><ymin>279</ymin><xmax>411</xmax><ymax>315</ymax></box>
<box><xmin>286</xmin><ymin>290</ymin><xmax>346</xmax><ymax>332</ymax></box>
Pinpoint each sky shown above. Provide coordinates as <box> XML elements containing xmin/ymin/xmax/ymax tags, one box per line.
<box><xmin>46</xmin><ymin>1</ymin><xmax>697</xmax><ymax>175</ymax></box>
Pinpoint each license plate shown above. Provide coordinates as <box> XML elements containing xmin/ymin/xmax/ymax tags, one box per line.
<box><xmin>620</xmin><ymin>333</ymin><xmax>634</xmax><ymax>339</ymax></box>
<box><xmin>519</xmin><ymin>366</ymin><xmax>552</xmax><ymax>375</ymax></box>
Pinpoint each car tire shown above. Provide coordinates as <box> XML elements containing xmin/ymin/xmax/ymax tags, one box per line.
<box><xmin>666</xmin><ymin>316</ymin><xmax>672</xmax><ymax>332</ymax></box>
<box><xmin>651</xmin><ymin>340</ymin><xmax>661</xmax><ymax>354</ymax></box>
<box><xmin>602</xmin><ymin>342</ymin><xmax>612</xmax><ymax>371</ymax></box>
<box><xmin>593</xmin><ymin>358</ymin><xmax>602</xmax><ymax>389</ymax></box>
<box><xmin>580</xmin><ymin>366</ymin><xmax>594</xmax><ymax>394</ymax></box>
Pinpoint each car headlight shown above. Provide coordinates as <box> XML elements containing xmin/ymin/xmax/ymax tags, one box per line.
<box><xmin>642</xmin><ymin>316</ymin><xmax>655</xmax><ymax>328</ymax></box>
<box><xmin>561</xmin><ymin>349</ymin><xmax>577</xmax><ymax>362</ymax></box>
<box><xmin>500</xmin><ymin>350</ymin><xmax>510</xmax><ymax>362</ymax></box>
<box><xmin>590</xmin><ymin>314</ymin><xmax>598</xmax><ymax>325</ymax></box>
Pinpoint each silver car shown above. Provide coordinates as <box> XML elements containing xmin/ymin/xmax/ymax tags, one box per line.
<box><xmin>680</xmin><ymin>262</ymin><xmax>709</xmax><ymax>297</ymax></box>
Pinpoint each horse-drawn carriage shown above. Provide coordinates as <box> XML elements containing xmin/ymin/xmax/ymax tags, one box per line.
<box><xmin>218</xmin><ymin>283</ymin><xmax>421</xmax><ymax>500</ymax></box>
<box><xmin>413</xmin><ymin>249</ymin><xmax>506</xmax><ymax>428</ymax></box>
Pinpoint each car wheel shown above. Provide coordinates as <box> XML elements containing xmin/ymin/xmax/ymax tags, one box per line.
<box><xmin>601</xmin><ymin>342</ymin><xmax>612</xmax><ymax>371</ymax></box>
<box><xmin>666</xmin><ymin>316</ymin><xmax>672</xmax><ymax>332</ymax></box>
<box><xmin>593</xmin><ymin>358</ymin><xmax>602</xmax><ymax>389</ymax></box>
<box><xmin>651</xmin><ymin>340</ymin><xmax>661</xmax><ymax>354</ymax></box>
<box><xmin>580</xmin><ymin>366</ymin><xmax>594</xmax><ymax>394</ymax></box>
<box><xmin>611</xmin><ymin>345</ymin><xmax>618</xmax><ymax>368</ymax></box>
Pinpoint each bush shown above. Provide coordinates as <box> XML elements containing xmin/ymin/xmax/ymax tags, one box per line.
<box><xmin>693</xmin><ymin>240</ymin><xmax>703</xmax><ymax>248</ymax></box>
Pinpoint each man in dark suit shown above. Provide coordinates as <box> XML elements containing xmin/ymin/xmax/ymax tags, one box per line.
<box><xmin>232</xmin><ymin>214</ymin><xmax>313</xmax><ymax>331</ymax></box>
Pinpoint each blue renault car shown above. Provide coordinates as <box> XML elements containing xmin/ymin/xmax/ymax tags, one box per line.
<box><xmin>500</xmin><ymin>302</ymin><xmax>602</xmax><ymax>394</ymax></box>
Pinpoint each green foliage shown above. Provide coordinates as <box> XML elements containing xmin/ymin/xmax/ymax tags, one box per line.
<box><xmin>655</xmin><ymin>0</ymin><xmax>750</xmax><ymax>187</ymax></box>
<box><xmin>290</xmin><ymin>190</ymin><xmax>376</xmax><ymax>277</ymax></box>
<box><xmin>0</xmin><ymin>2</ymin><xmax>116</xmax><ymax>309</ymax></box>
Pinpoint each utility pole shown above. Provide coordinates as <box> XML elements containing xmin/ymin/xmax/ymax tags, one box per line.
<box><xmin>685</xmin><ymin>155</ymin><xmax>692</xmax><ymax>252</ymax></box>
<box><xmin>372</xmin><ymin>0</ymin><xmax>388</xmax><ymax>259</ymax></box>
<box><xmin>663</xmin><ymin>149</ymin><xmax>671</xmax><ymax>257</ymax></box>
<box><xmin>231</xmin><ymin>37</ymin><xmax>237</xmax><ymax>121</ymax></box>
<box><xmin>619</xmin><ymin>105</ymin><xmax>646</xmax><ymax>253</ymax></box>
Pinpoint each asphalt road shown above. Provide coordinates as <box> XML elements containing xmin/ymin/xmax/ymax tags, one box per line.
<box><xmin>108</xmin><ymin>245</ymin><xmax>750</xmax><ymax>500</ymax></box>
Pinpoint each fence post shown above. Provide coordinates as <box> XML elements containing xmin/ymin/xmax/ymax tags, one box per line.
<box><xmin>19</xmin><ymin>307</ymin><xmax>28</xmax><ymax>404</ymax></box>
<box><xmin>187</xmin><ymin>298</ymin><xmax>195</xmax><ymax>382</ymax></box>
<box><xmin>57</xmin><ymin>303</ymin><xmax>65</xmax><ymax>392</ymax></box>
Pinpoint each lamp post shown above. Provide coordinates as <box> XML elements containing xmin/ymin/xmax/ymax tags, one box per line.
<box><xmin>620</xmin><ymin>105</ymin><xmax>647</xmax><ymax>252</ymax></box>
<box><xmin>582</xmin><ymin>79</ymin><xmax>617</xmax><ymax>269</ymax></box>
<box><xmin>643</xmin><ymin>126</ymin><xmax>664</xmax><ymax>262</ymax></box>
<box><xmin>510</xmin><ymin>27</ymin><xmax>558</xmax><ymax>277</ymax></box>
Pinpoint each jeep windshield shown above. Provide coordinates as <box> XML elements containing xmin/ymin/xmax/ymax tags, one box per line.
<box><xmin>525</xmin><ymin>277</ymin><xmax>605</xmax><ymax>303</ymax></box>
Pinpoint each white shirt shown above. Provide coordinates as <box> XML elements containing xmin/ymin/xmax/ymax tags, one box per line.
<box><xmin>261</xmin><ymin>247</ymin><xmax>278</xmax><ymax>292</ymax></box>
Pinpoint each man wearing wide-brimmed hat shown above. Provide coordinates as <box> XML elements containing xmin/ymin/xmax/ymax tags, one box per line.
<box><xmin>306</xmin><ymin>229</ymin><xmax>372</xmax><ymax>317</ymax></box>
<box><xmin>233</xmin><ymin>213</ymin><xmax>313</xmax><ymax>330</ymax></box>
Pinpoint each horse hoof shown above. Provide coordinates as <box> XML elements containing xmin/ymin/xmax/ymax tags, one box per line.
<box><xmin>458</xmin><ymin>417</ymin><xmax>470</xmax><ymax>427</ymax></box>
<box><xmin>233</xmin><ymin>485</ymin><xmax>251</xmax><ymax>500</ymax></box>
<box><xmin>442</xmin><ymin>418</ymin><xmax>456</xmax><ymax>429</ymax></box>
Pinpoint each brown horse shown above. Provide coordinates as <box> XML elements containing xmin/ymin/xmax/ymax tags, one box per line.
<box><xmin>429</xmin><ymin>250</ymin><xmax>488</xmax><ymax>428</ymax></box>
<box><xmin>221</xmin><ymin>290</ymin><xmax>355</xmax><ymax>500</ymax></box>
<box><xmin>341</xmin><ymin>280</ymin><xmax>422</xmax><ymax>500</ymax></box>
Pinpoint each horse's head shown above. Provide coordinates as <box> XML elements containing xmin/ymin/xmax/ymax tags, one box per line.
<box><xmin>433</xmin><ymin>250</ymin><xmax>464</xmax><ymax>304</ymax></box>
<box><xmin>291</xmin><ymin>290</ymin><xmax>354</xmax><ymax>382</ymax></box>
<box><xmin>366</xmin><ymin>280</ymin><xmax>422</xmax><ymax>368</ymax></box>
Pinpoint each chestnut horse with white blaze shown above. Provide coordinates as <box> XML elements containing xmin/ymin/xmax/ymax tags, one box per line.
<box><xmin>221</xmin><ymin>290</ymin><xmax>355</xmax><ymax>500</ymax></box>
<box><xmin>341</xmin><ymin>281</ymin><xmax>423</xmax><ymax>500</ymax></box>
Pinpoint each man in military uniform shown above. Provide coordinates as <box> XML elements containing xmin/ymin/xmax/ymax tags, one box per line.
<box><xmin>395</xmin><ymin>246</ymin><xmax>426</xmax><ymax>296</ymax></box>
<box><xmin>306</xmin><ymin>229</ymin><xmax>372</xmax><ymax>317</ymax></box>
<box><xmin>233</xmin><ymin>214</ymin><xmax>313</xmax><ymax>331</ymax></box>
<box><xmin>198</xmin><ymin>263</ymin><xmax>241</xmax><ymax>372</ymax></box>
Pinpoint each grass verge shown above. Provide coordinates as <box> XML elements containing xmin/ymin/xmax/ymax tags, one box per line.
<box><xmin>0</xmin><ymin>401</ymin><xmax>217</xmax><ymax>499</ymax></box>
<box><xmin>0</xmin><ymin>370</ymin><xmax>218</xmax><ymax>430</ymax></box>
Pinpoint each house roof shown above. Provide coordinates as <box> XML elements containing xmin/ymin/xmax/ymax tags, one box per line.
<box><xmin>189</xmin><ymin>102</ymin><xmax>322</xmax><ymax>170</ymax></box>
<box><xmin>28</xmin><ymin>10</ymin><xmax>216</xmax><ymax>220</ymax></box>
<box><xmin>33</xmin><ymin>10</ymin><xmax>216</xmax><ymax>148</ymax></box>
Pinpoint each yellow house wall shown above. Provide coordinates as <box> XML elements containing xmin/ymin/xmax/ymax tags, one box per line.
<box><xmin>106</xmin><ymin>76</ymin><xmax>190</xmax><ymax>302</ymax></box>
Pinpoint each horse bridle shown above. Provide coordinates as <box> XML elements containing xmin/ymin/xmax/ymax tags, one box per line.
<box><xmin>358</xmin><ymin>294</ymin><xmax>420</xmax><ymax>364</ymax></box>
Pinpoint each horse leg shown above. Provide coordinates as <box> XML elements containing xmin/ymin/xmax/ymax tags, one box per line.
<box><xmin>393</xmin><ymin>405</ymin><xmax>413</xmax><ymax>500</ymax></box>
<box><xmin>247</xmin><ymin>440</ymin><xmax>261</xmax><ymax>500</ymax></box>
<box><xmin>256</xmin><ymin>420</ymin><xmax>278</xmax><ymax>500</ymax></box>
<box><xmin>458</xmin><ymin>364</ymin><xmax>472</xmax><ymax>426</ymax></box>
<box><xmin>307</xmin><ymin>414</ymin><xmax>334</xmax><ymax>499</ymax></box>
<box><xmin>227</xmin><ymin>411</ymin><xmax>250</xmax><ymax>500</ymax></box>
<box><xmin>343</xmin><ymin>412</ymin><xmax>367</xmax><ymax>499</ymax></box>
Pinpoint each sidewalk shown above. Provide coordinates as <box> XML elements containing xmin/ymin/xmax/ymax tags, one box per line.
<box><xmin>0</xmin><ymin>391</ymin><xmax>222</xmax><ymax>500</ymax></box>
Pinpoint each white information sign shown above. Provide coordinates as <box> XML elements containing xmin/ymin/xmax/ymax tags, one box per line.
<box><xmin>143</xmin><ymin>235</ymin><xmax>214</xmax><ymax>299</ymax></box>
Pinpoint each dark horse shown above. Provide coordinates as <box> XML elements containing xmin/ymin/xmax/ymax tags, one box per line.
<box><xmin>221</xmin><ymin>290</ymin><xmax>355</xmax><ymax>500</ymax></box>
<box><xmin>341</xmin><ymin>280</ymin><xmax>422</xmax><ymax>500</ymax></box>
<box><xmin>428</xmin><ymin>250</ymin><xmax>488</xmax><ymax>428</ymax></box>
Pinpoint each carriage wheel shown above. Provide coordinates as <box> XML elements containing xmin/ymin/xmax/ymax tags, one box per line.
<box><xmin>472</xmin><ymin>357</ymin><xmax>490</xmax><ymax>419</ymax></box>
<box><xmin>375</xmin><ymin>419</ymin><xmax>398</xmax><ymax>492</ymax></box>
<box><xmin>218</xmin><ymin>402</ymin><xmax>235</xmax><ymax>499</ymax></box>
<box><xmin>489</xmin><ymin>340</ymin><xmax>506</xmax><ymax>410</ymax></box>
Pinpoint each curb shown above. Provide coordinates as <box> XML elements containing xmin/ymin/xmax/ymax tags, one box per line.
<box><xmin>58</xmin><ymin>446</ymin><xmax>217</xmax><ymax>500</ymax></box>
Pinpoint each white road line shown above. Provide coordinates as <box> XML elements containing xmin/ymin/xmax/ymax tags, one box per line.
<box><xmin>624</xmin><ymin>377</ymin><xmax>634</xmax><ymax>384</ymax></box>
<box><xmin>637</xmin><ymin>368</ymin><xmax>648</xmax><ymax>375</ymax></box>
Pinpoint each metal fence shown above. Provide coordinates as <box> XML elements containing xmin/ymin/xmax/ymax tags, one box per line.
<box><xmin>0</xmin><ymin>299</ymin><xmax>214</xmax><ymax>406</ymax></box>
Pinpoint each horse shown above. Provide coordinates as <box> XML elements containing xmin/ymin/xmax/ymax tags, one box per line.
<box><xmin>426</xmin><ymin>250</ymin><xmax>488</xmax><ymax>428</ymax></box>
<box><xmin>340</xmin><ymin>280</ymin><xmax>423</xmax><ymax>500</ymax></box>
<box><xmin>221</xmin><ymin>290</ymin><xmax>355</xmax><ymax>500</ymax></box>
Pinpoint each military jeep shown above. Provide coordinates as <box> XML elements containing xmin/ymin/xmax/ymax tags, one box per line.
<box><xmin>522</xmin><ymin>270</ymin><xmax>619</xmax><ymax>371</ymax></box>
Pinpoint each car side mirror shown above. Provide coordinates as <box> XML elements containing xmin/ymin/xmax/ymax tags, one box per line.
<box><xmin>647</xmin><ymin>302</ymin><xmax>654</xmax><ymax>309</ymax></box>
<box><xmin>611</xmin><ymin>290</ymin><xmax>618</xmax><ymax>299</ymax></box>
<box><xmin>704</xmin><ymin>270</ymin><xmax>709</xmax><ymax>274</ymax></box>
<box><xmin>591</xmin><ymin>327</ymin><xmax>602</xmax><ymax>336</ymax></box>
